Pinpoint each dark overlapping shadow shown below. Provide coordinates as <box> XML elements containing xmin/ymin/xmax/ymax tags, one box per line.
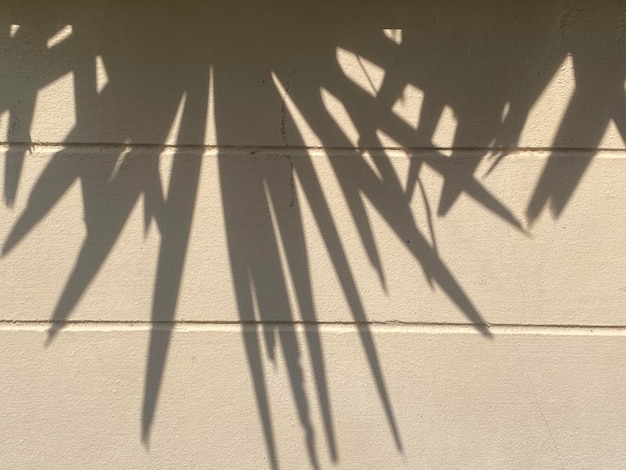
<box><xmin>0</xmin><ymin>1</ymin><xmax>624</xmax><ymax>468</ymax></box>
<box><xmin>526</xmin><ymin>4</ymin><xmax>626</xmax><ymax>225</ymax></box>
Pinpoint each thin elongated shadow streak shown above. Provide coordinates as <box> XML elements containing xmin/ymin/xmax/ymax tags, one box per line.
<box><xmin>237</xmin><ymin>292</ymin><xmax>279</xmax><ymax>469</ymax></box>
<box><xmin>276</xmin><ymin>326</ymin><xmax>320</xmax><ymax>470</ymax></box>
<box><xmin>47</xmin><ymin>155</ymin><xmax>160</xmax><ymax>342</ymax></box>
<box><xmin>141</xmin><ymin>154</ymin><xmax>203</xmax><ymax>444</ymax></box>
<box><xmin>219</xmin><ymin>173</ymin><xmax>282</xmax><ymax>469</ymax></box>
<box><xmin>142</xmin><ymin>78</ymin><xmax>208</xmax><ymax>444</ymax></box>
<box><xmin>2</xmin><ymin>150</ymin><xmax>85</xmax><ymax>256</ymax></box>
<box><xmin>266</xmin><ymin>176</ymin><xmax>338</xmax><ymax>461</ymax></box>
<box><xmin>5</xmin><ymin>146</ymin><xmax>28</xmax><ymax>207</ymax></box>
<box><xmin>416</xmin><ymin>176</ymin><xmax>438</xmax><ymax>256</ymax></box>
<box><xmin>294</xmin><ymin>156</ymin><xmax>404</xmax><ymax>450</ymax></box>
<box><xmin>250</xmin><ymin>196</ymin><xmax>321</xmax><ymax>469</ymax></box>
<box><xmin>45</xmin><ymin>204</ymin><xmax>136</xmax><ymax>343</ymax></box>
<box><xmin>333</xmin><ymin>166</ymin><xmax>387</xmax><ymax>289</ymax></box>
<box><xmin>219</xmin><ymin>162</ymin><xmax>321</xmax><ymax>469</ymax></box>
<box><xmin>272</xmin><ymin>54</ymin><xmax>404</xmax><ymax>450</ymax></box>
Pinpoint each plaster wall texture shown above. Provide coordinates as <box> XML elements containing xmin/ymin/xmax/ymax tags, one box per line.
<box><xmin>1</xmin><ymin>0</ymin><xmax>626</xmax><ymax>468</ymax></box>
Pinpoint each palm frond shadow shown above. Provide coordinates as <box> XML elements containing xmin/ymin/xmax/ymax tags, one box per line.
<box><xmin>1</xmin><ymin>1</ymin><xmax>624</xmax><ymax>468</ymax></box>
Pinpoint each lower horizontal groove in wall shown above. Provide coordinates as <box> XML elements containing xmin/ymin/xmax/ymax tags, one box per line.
<box><xmin>2</xmin><ymin>320</ymin><xmax>626</xmax><ymax>336</ymax></box>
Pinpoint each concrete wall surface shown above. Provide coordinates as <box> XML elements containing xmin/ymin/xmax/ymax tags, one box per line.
<box><xmin>1</xmin><ymin>1</ymin><xmax>625</xmax><ymax>468</ymax></box>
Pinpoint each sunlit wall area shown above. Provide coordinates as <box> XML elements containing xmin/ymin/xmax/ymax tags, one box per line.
<box><xmin>1</xmin><ymin>1</ymin><xmax>626</xmax><ymax>468</ymax></box>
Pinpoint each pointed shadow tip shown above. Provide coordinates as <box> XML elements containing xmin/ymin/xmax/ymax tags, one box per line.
<box><xmin>512</xmin><ymin>222</ymin><xmax>532</xmax><ymax>238</ymax></box>
<box><xmin>44</xmin><ymin>337</ymin><xmax>53</xmax><ymax>348</ymax></box>
<box><xmin>525</xmin><ymin>208</ymin><xmax>540</xmax><ymax>228</ymax></box>
<box><xmin>45</xmin><ymin>327</ymin><xmax>60</xmax><ymax>347</ymax></box>
<box><xmin>480</xmin><ymin>325</ymin><xmax>494</xmax><ymax>339</ymax></box>
<box><xmin>378</xmin><ymin>270</ymin><xmax>387</xmax><ymax>293</ymax></box>
<box><xmin>2</xmin><ymin>237</ymin><xmax>17</xmax><ymax>256</ymax></box>
<box><xmin>141</xmin><ymin>433</ymin><xmax>151</xmax><ymax>450</ymax></box>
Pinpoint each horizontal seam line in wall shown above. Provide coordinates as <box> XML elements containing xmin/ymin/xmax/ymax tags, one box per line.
<box><xmin>1</xmin><ymin>320</ymin><xmax>626</xmax><ymax>336</ymax></box>
<box><xmin>0</xmin><ymin>142</ymin><xmax>624</xmax><ymax>154</ymax></box>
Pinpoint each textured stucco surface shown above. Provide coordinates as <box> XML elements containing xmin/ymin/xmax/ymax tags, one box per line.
<box><xmin>1</xmin><ymin>0</ymin><xmax>626</xmax><ymax>468</ymax></box>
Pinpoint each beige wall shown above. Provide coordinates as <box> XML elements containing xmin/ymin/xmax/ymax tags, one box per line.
<box><xmin>1</xmin><ymin>1</ymin><xmax>626</xmax><ymax>468</ymax></box>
